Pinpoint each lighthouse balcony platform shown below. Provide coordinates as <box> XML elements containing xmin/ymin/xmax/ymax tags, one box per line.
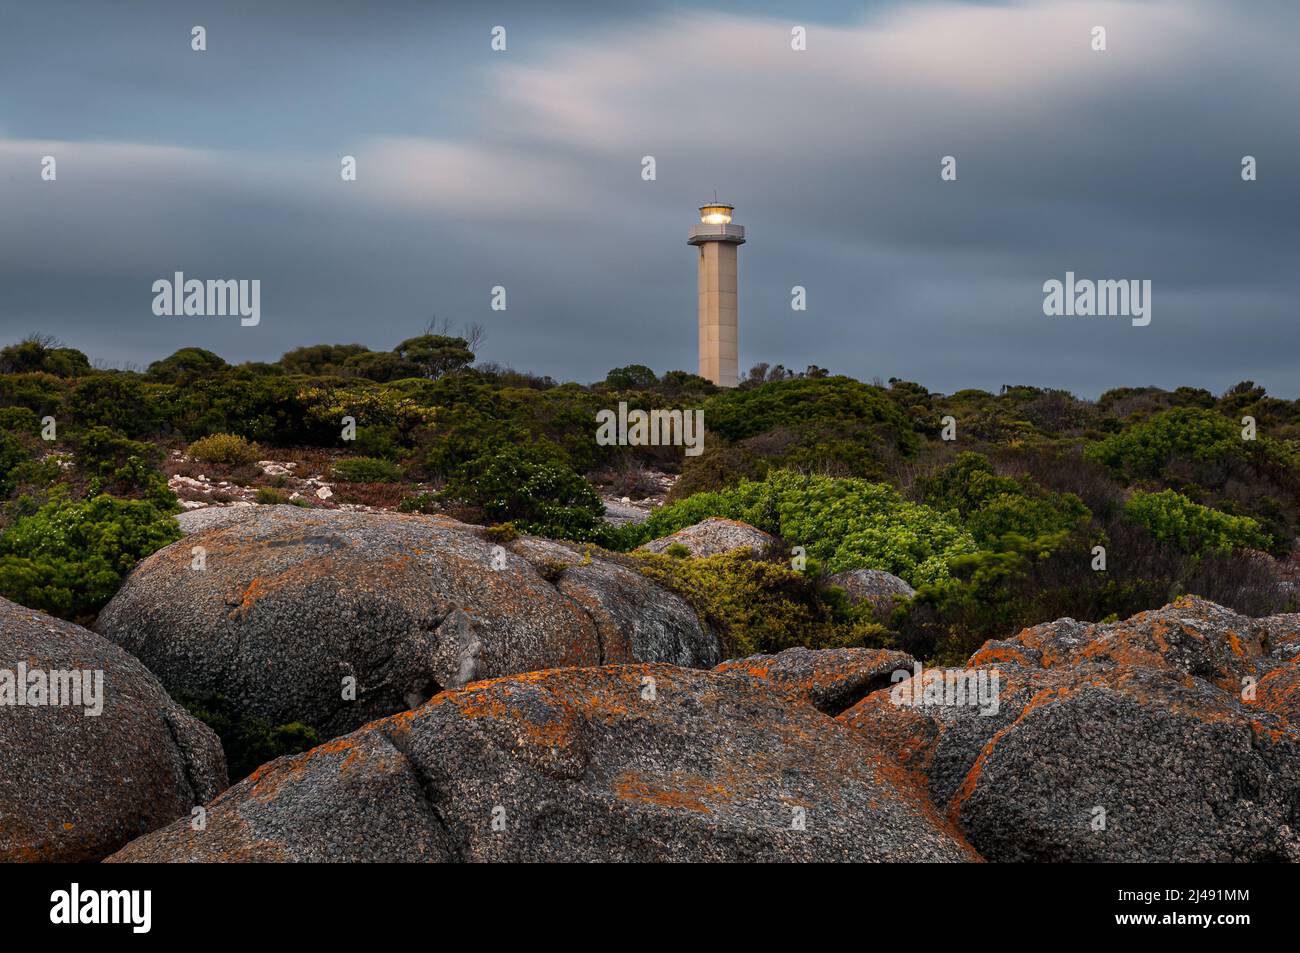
<box><xmin>687</xmin><ymin>224</ymin><xmax>746</xmax><ymax>245</ymax></box>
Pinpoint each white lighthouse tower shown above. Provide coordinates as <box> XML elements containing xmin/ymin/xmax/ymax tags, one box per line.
<box><xmin>688</xmin><ymin>201</ymin><xmax>745</xmax><ymax>388</ymax></box>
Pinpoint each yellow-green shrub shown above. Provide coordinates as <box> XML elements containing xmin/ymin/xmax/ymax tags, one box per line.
<box><xmin>187</xmin><ymin>433</ymin><xmax>262</xmax><ymax>465</ymax></box>
<box><xmin>630</xmin><ymin>550</ymin><xmax>887</xmax><ymax>659</ymax></box>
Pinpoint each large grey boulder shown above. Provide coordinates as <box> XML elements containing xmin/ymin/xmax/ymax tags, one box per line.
<box><xmin>95</xmin><ymin>506</ymin><xmax>718</xmax><ymax>739</ymax></box>
<box><xmin>638</xmin><ymin>517</ymin><xmax>774</xmax><ymax>557</ymax></box>
<box><xmin>108</xmin><ymin>663</ymin><xmax>977</xmax><ymax>863</ymax></box>
<box><xmin>838</xmin><ymin>597</ymin><xmax>1300</xmax><ymax>862</ymax></box>
<box><xmin>828</xmin><ymin>569</ymin><xmax>916</xmax><ymax>616</ymax></box>
<box><xmin>0</xmin><ymin>597</ymin><xmax>226</xmax><ymax>862</ymax></box>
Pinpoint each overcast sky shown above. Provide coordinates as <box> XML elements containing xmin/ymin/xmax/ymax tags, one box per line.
<box><xmin>1</xmin><ymin>0</ymin><xmax>1296</xmax><ymax>396</ymax></box>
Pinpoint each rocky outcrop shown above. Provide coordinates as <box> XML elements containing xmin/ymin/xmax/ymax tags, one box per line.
<box><xmin>510</xmin><ymin>536</ymin><xmax>718</xmax><ymax>668</ymax></box>
<box><xmin>639</xmin><ymin>517</ymin><xmax>774</xmax><ymax>557</ymax></box>
<box><xmin>95</xmin><ymin>506</ymin><xmax>718</xmax><ymax>738</ymax></box>
<box><xmin>175</xmin><ymin>503</ymin><xmax>259</xmax><ymax>536</ymax></box>
<box><xmin>108</xmin><ymin>664</ymin><xmax>978</xmax><ymax>863</ymax></box>
<box><xmin>0</xmin><ymin>597</ymin><xmax>226</xmax><ymax>862</ymax></box>
<box><xmin>715</xmin><ymin>646</ymin><xmax>914</xmax><ymax>715</ymax></box>
<box><xmin>828</xmin><ymin>569</ymin><xmax>915</xmax><ymax>616</ymax></box>
<box><xmin>838</xmin><ymin>597</ymin><xmax>1300</xmax><ymax>862</ymax></box>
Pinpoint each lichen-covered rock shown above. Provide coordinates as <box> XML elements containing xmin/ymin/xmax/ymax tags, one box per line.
<box><xmin>838</xmin><ymin>597</ymin><xmax>1300</xmax><ymax>862</ymax></box>
<box><xmin>175</xmin><ymin>504</ymin><xmax>258</xmax><ymax>536</ymax></box>
<box><xmin>0</xmin><ymin>597</ymin><xmax>226</xmax><ymax>862</ymax></box>
<box><xmin>968</xmin><ymin>597</ymin><xmax>1269</xmax><ymax>692</ymax></box>
<box><xmin>638</xmin><ymin>517</ymin><xmax>774</xmax><ymax>557</ymax></box>
<box><xmin>511</xmin><ymin>536</ymin><xmax>719</xmax><ymax>668</ymax></box>
<box><xmin>714</xmin><ymin>646</ymin><xmax>914</xmax><ymax>715</ymax></box>
<box><xmin>107</xmin><ymin>664</ymin><xmax>977</xmax><ymax>863</ymax></box>
<box><xmin>95</xmin><ymin>506</ymin><xmax>718</xmax><ymax>738</ymax></box>
<box><xmin>827</xmin><ymin>569</ymin><xmax>916</xmax><ymax>616</ymax></box>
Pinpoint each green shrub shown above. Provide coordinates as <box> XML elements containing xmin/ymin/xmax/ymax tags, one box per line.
<box><xmin>627</xmin><ymin>470</ymin><xmax>975</xmax><ymax>586</ymax></box>
<box><xmin>439</xmin><ymin>445</ymin><xmax>608</xmax><ymax>543</ymax></box>
<box><xmin>920</xmin><ymin>452</ymin><xmax>1090</xmax><ymax>551</ymax></box>
<box><xmin>669</xmin><ymin>444</ymin><xmax>767</xmax><ymax>499</ymax></box>
<box><xmin>0</xmin><ymin>371</ymin><xmax>65</xmax><ymax>417</ymax></box>
<box><xmin>704</xmin><ymin>376</ymin><xmax>916</xmax><ymax>452</ymax></box>
<box><xmin>483</xmin><ymin>522</ymin><xmax>520</xmax><ymax>544</ymax></box>
<box><xmin>0</xmin><ymin>432</ymin><xmax>30</xmax><ymax>500</ymax></box>
<box><xmin>1124</xmin><ymin>490</ymin><xmax>1271</xmax><ymax>555</ymax></box>
<box><xmin>67</xmin><ymin>374</ymin><xmax>160</xmax><ymax>436</ymax></box>
<box><xmin>0</xmin><ymin>406</ymin><xmax>41</xmax><ymax>435</ymax></box>
<box><xmin>146</xmin><ymin>347</ymin><xmax>229</xmax><ymax>384</ymax></box>
<box><xmin>296</xmin><ymin>381</ymin><xmax>435</xmax><ymax>452</ymax></box>
<box><xmin>175</xmin><ymin>690</ymin><xmax>320</xmax><ymax>781</ymax></box>
<box><xmin>631</xmin><ymin>550</ymin><xmax>887</xmax><ymax>658</ymax></box>
<box><xmin>255</xmin><ymin>486</ymin><xmax>284</xmax><ymax>504</ymax></box>
<box><xmin>394</xmin><ymin>334</ymin><xmax>475</xmax><ymax>380</ymax></box>
<box><xmin>1085</xmin><ymin>407</ymin><xmax>1251</xmax><ymax>481</ymax></box>
<box><xmin>279</xmin><ymin>343</ymin><xmax>374</xmax><ymax>376</ymax></box>
<box><xmin>535</xmin><ymin>558</ymin><xmax>568</xmax><ymax>583</ymax></box>
<box><xmin>331</xmin><ymin>456</ymin><xmax>401</xmax><ymax>483</ymax></box>
<box><xmin>688</xmin><ymin>377</ymin><xmax>920</xmax><ymax>481</ymax></box>
<box><xmin>0</xmin><ymin>489</ymin><xmax>180</xmax><ymax>622</ymax></box>
<box><xmin>159</xmin><ymin>374</ymin><xmax>310</xmax><ymax>443</ymax></box>
<box><xmin>398</xmin><ymin>492</ymin><xmax>439</xmax><ymax>514</ymax></box>
<box><xmin>0</xmin><ymin>337</ymin><xmax>91</xmax><ymax>377</ymax></box>
<box><xmin>75</xmin><ymin>426</ymin><xmax>159</xmax><ymax>475</ymax></box>
<box><xmin>188</xmin><ymin>433</ymin><xmax>262</xmax><ymax>465</ymax></box>
<box><xmin>72</xmin><ymin>427</ymin><xmax>172</xmax><ymax>504</ymax></box>
<box><xmin>2</xmin><ymin>457</ymin><xmax>62</xmax><ymax>505</ymax></box>
<box><xmin>603</xmin><ymin>364</ymin><xmax>658</xmax><ymax>390</ymax></box>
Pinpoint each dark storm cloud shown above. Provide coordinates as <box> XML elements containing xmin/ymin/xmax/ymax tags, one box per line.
<box><xmin>0</xmin><ymin>0</ymin><xmax>1296</xmax><ymax>396</ymax></box>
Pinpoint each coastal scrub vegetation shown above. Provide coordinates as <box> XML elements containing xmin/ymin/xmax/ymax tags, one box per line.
<box><xmin>1</xmin><ymin>331</ymin><xmax>1296</xmax><ymax>662</ymax></box>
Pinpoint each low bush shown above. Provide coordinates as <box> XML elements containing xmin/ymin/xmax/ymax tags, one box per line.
<box><xmin>438</xmin><ymin>445</ymin><xmax>608</xmax><ymax>543</ymax></box>
<box><xmin>626</xmin><ymin>470</ymin><xmax>975</xmax><ymax>585</ymax></box>
<box><xmin>1124</xmin><ymin>489</ymin><xmax>1271</xmax><ymax>555</ymax></box>
<box><xmin>397</xmin><ymin>492</ymin><xmax>440</xmax><ymax>514</ymax></box>
<box><xmin>483</xmin><ymin>522</ymin><xmax>520</xmax><ymax>544</ymax></box>
<box><xmin>631</xmin><ymin>550</ymin><xmax>887</xmax><ymax>658</ymax></box>
<box><xmin>187</xmin><ymin>433</ymin><xmax>262</xmax><ymax>466</ymax></box>
<box><xmin>331</xmin><ymin>456</ymin><xmax>402</xmax><ymax>483</ymax></box>
<box><xmin>175</xmin><ymin>690</ymin><xmax>321</xmax><ymax>782</ymax></box>
<box><xmin>919</xmin><ymin>452</ymin><xmax>1091</xmax><ymax>551</ymax></box>
<box><xmin>0</xmin><ymin>432</ymin><xmax>30</xmax><ymax>500</ymax></box>
<box><xmin>0</xmin><ymin>488</ymin><xmax>180</xmax><ymax>622</ymax></box>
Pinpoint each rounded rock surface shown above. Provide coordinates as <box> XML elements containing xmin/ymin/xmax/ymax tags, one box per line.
<box><xmin>97</xmin><ymin>506</ymin><xmax>718</xmax><ymax>738</ymax></box>
<box><xmin>638</xmin><ymin>517</ymin><xmax>775</xmax><ymax>557</ymax></box>
<box><xmin>108</xmin><ymin>664</ymin><xmax>978</xmax><ymax>863</ymax></box>
<box><xmin>0</xmin><ymin>596</ymin><xmax>226</xmax><ymax>862</ymax></box>
<box><xmin>837</xmin><ymin>597</ymin><xmax>1300</xmax><ymax>862</ymax></box>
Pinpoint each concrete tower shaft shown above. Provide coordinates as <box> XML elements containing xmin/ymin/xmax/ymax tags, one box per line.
<box><xmin>688</xmin><ymin>204</ymin><xmax>744</xmax><ymax>388</ymax></box>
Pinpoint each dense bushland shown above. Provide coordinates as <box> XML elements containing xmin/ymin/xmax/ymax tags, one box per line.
<box><xmin>1</xmin><ymin>332</ymin><xmax>1296</xmax><ymax>664</ymax></box>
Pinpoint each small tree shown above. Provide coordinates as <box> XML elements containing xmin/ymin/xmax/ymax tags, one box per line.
<box><xmin>146</xmin><ymin>347</ymin><xmax>229</xmax><ymax>383</ymax></box>
<box><xmin>0</xmin><ymin>334</ymin><xmax>91</xmax><ymax>377</ymax></box>
<box><xmin>603</xmin><ymin>364</ymin><xmax>657</xmax><ymax>390</ymax></box>
<box><xmin>394</xmin><ymin>334</ymin><xmax>475</xmax><ymax>380</ymax></box>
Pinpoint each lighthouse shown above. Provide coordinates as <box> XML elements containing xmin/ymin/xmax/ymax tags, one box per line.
<box><xmin>688</xmin><ymin>202</ymin><xmax>745</xmax><ymax>388</ymax></box>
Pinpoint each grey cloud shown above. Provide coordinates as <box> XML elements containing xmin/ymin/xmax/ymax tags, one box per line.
<box><xmin>0</xmin><ymin>0</ymin><xmax>1296</xmax><ymax>396</ymax></box>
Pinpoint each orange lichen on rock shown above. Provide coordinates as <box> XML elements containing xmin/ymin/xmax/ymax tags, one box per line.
<box><xmin>613</xmin><ymin>770</ymin><xmax>730</xmax><ymax>814</ymax></box>
<box><xmin>968</xmin><ymin>643</ymin><xmax>1036</xmax><ymax>668</ymax></box>
<box><xmin>947</xmin><ymin>685</ymin><xmax>1071</xmax><ymax>823</ymax></box>
<box><xmin>1255</xmin><ymin>662</ymin><xmax>1300</xmax><ymax>723</ymax></box>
